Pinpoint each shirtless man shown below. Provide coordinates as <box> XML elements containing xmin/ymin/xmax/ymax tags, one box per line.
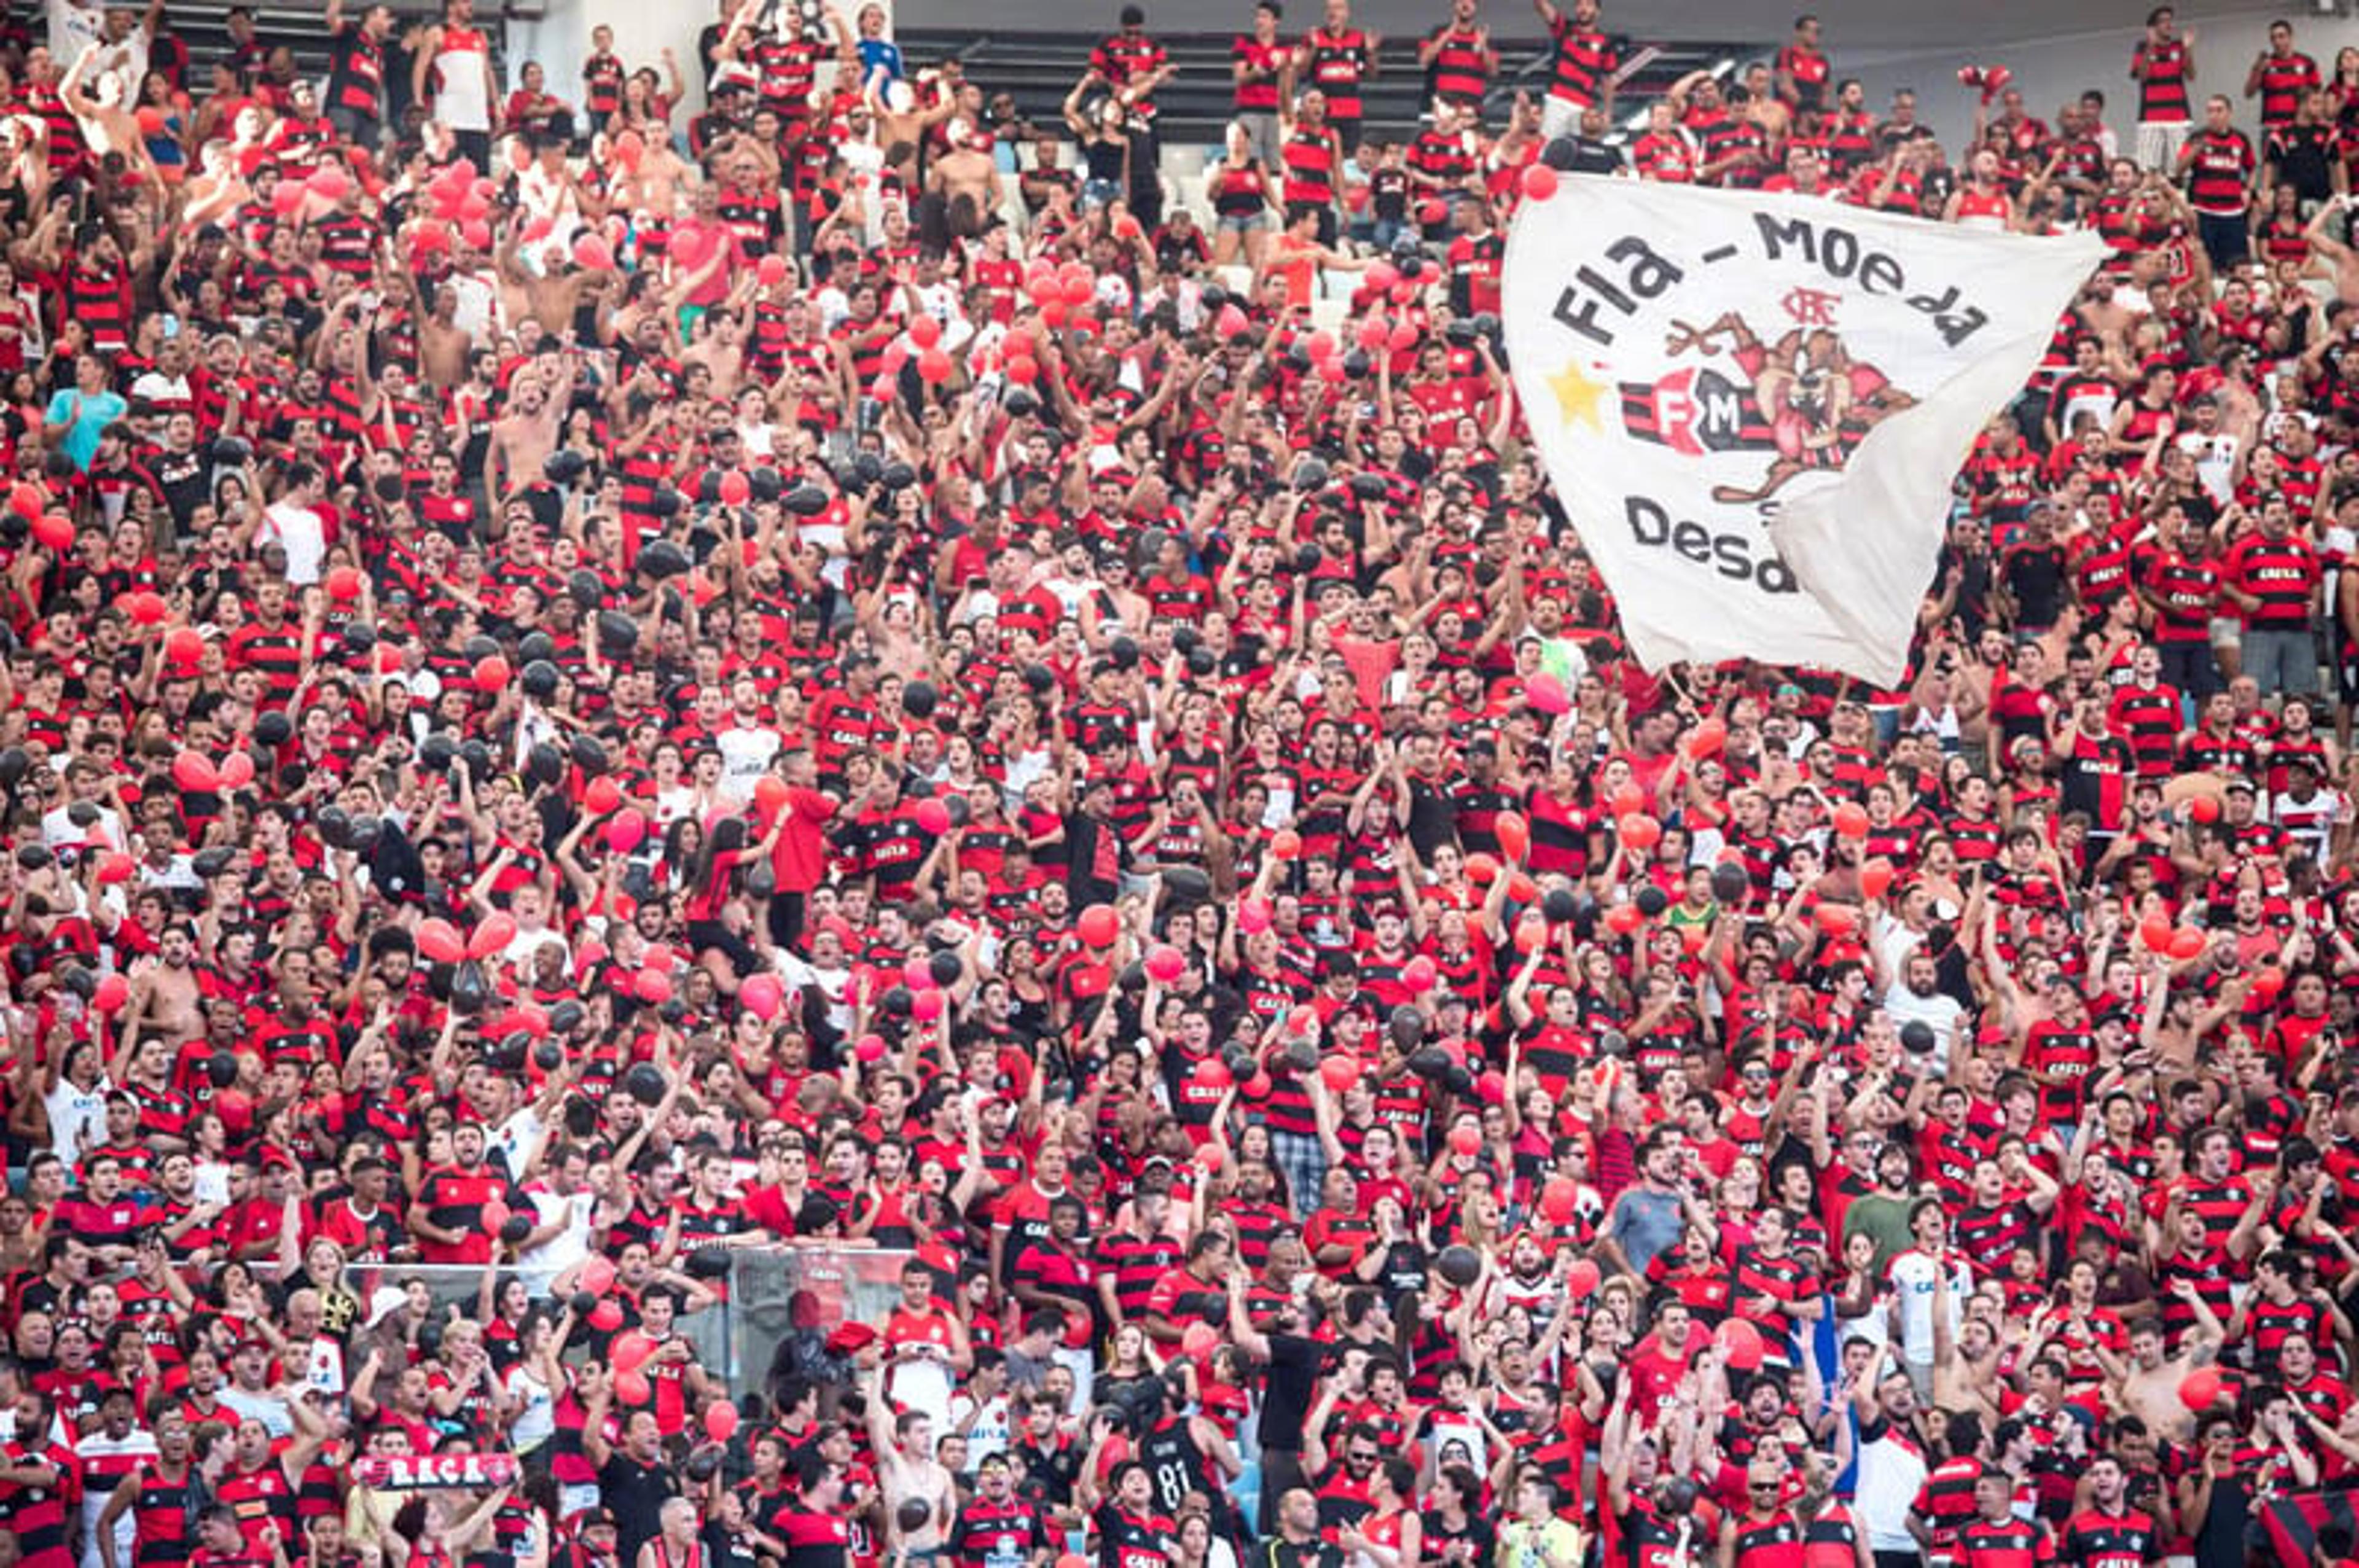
<box><xmin>2101</xmin><ymin>1295</ymin><xmax>2223</xmax><ymax>1445</ymax></box>
<box><xmin>125</xmin><ymin>923</ymin><xmax>206</xmax><ymax>1047</ymax></box>
<box><xmin>409</xmin><ymin>278</ymin><xmax>474</xmax><ymax>388</ymax></box>
<box><xmin>487</xmin><ymin>356</ymin><xmax>568</xmax><ymax>504</ymax></box>
<box><xmin>495</xmin><ymin>218</ymin><xmax>606</xmax><ymax>337</ymax></box>
<box><xmin>2304</xmin><ymin>193</ymin><xmax>2359</xmax><ymax>305</ymax></box>
<box><xmin>926</xmin><ymin>124</ymin><xmax>1001</xmax><ymax>238</ymax></box>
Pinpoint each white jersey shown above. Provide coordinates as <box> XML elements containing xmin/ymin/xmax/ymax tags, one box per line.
<box><xmin>429</xmin><ymin>24</ymin><xmax>493</xmax><ymax>131</ymax></box>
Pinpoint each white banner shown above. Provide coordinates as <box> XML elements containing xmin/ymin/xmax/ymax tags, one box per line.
<box><xmin>1503</xmin><ymin>175</ymin><xmax>2103</xmax><ymax>684</ymax></box>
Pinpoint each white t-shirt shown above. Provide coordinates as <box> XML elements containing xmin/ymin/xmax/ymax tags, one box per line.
<box><xmin>717</xmin><ymin>724</ymin><xmax>783</xmax><ymax>801</ymax></box>
<box><xmin>1855</xmin><ymin>1417</ymin><xmax>1929</xmax><ymax>1552</ymax></box>
<box><xmin>1884</xmin><ymin>1249</ymin><xmax>1971</xmax><ymax>1363</ymax></box>
<box><xmin>44</xmin><ymin>1075</ymin><xmax>109</xmax><ymax>1162</ymax></box>
<box><xmin>257</xmin><ymin>501</ymin><xmax>327</xmax><ymax>583</ymax></box>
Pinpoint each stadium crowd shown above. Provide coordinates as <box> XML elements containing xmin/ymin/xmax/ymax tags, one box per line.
<box><xmin>5</xmin><ymin>1</ymin><xmax>2359</xmax><ymax>1567</ymax></box>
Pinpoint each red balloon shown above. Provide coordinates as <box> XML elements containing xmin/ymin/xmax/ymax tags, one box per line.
<box><xmin>613</xmin><ymin>1367</ymin><xmax>652</xmax><ymax>1405</ymax></box>
<box><xmin>1402</xmin><ymin>956</ymin><xmax>1436</xmax><ymax>993</ymax></box>
<box><xmin>571</xmin><ymin>234</ymin><xmax>614</xmax><ymax>271</ymax></box>
<box><xmin>1387</xmin><ymin>319</ymin><xmax>1420</xmax><ymax>352</ymax></box>
<box><xmin>1564</xmin><ymin>1257</ymin><xmax>1600</xmax><ymax>1295</ymax></box>
<box><xmin>916</xmin><ymin>347</ymin><xmax>953</xmax><ymax>384</ymax></box>
<box><xmin>32</xmin><ymin>512</ymin><xmax>72</xmax><ymax>550</ymax></box>
<box><xmin>1520</xmin><ymin>162</ymin><xmax>1559</xmax><ymax>201</ymax></box>
<box><xmin>1004</xmin><ymin>354</ymin><xmax>1039</xmax><ymax>384</ymax></box>
<box><xmin>1514</xmin><ymin>911</ymin><xmax>1549</xmax><ymax>953</ymax></box>
<box><xmin>741</xmin><ymin>973</ymin><xmax>784</xmax><ymax>1021</ymax></box>
<box><xmin>482</xmin><ymin>1196</ymin><xmax>511</xmax><ymax>1233</ymax></box>
<box><xmin>416</xmin><ymin>918</ymin><xmax>465</xmax><ymax>964</ymax></box>
<box><xmin>612</xmin><ymin>1329</ymin><xmax>654</xmax><ymax>1372</ymax></box>
<box><xmin>1684</xmin><ymin>717</ymin><xmax>1729</xmax><ymax>759</ymax></box>
<box><xmin>95</xmin><ymin>852</ymin><xmax>135</xmax><ymax>885</ymax></box>
<box><xmin>9</xmin><ymin>482</ymin><xmax>42</xmax><ymax>521</ymax></box>
<box><xmin>912</xmin><ymin>988</ymin><xmax>944</xmax><ymax>1021</ymax></box>
<box><xmin>469</xmin><ymin>911</ymin><xmax>518</xmax><ymax>960</ymax></box>
<box><xmin>914</xmin><ymin>798</ymin><xmax>951</xmax><ymax>835</ymax></box>
<box><xmin>2179</xmin><ymin>1367</ymin><xmax>2224</xmax><ymax>1411</ymax></box>
<box><xmin>1816</xmin><ymin>903</ymin><xmax>1858</xmax><ymax>936</ymax></box>
<box><xmin>1320</xmin><ymin>1054</ymin><xmax>1359</xmax><ymax>1093</ymax></box>
<box><xmin>217</xmin><ymin>753</ymin><xmax>254</xmax><ymax>790</ymax></box>
<box><xmin>125</xmin><ymin>590</ymin><xmax>167</xmax><ymax>626</ymax></box>
<box><xmin>1611</xmin><ymin>783</ymin><xmax>1648</xmax><ymax>819</ymax></box>
<box><xmin>585</xmin><ymin>776</ymin><xmax>622</xmax><ymax>814</ymax></box>
<box><xmin>1621</xmin><ymin>814</ymin><xmax>1662</xmax><ymax>852</ymax></box>
<box><xmin>1288</xmin><ymin>1004</ymin><xmax>1320</xmax><ymax>1037</ymax></box>
<box><xmin>1464</xmin><ymin>852</ymin><xmax>1498</xmax><ymax>886</ymax></box>
<box><xmin>2138</xmin><ymin>911</ymin><xmax>2175</xmax><ymax>951</ymax></box>
<box><xmin>1237</xmin><ymin>897</ymin><xmax>1272</xmax><ymax>935</ymax></box>
<box><xmin>757</xmin><ymin>254</ymin><xmax>789</xmax><ymax>289</ymax></box>
<box><xmin>1539</xmin><ymin>1177</ymin><xmax>1579</xmax><ymax>1225</ymax></box>
<box><xmin>1194</xmin><ymin>1141</ymin><xmax>1225</xmax><ymax>1171</ymax></box>
<box><xmin>633</xmin><ymin>966</ymin><xmax>673</xmax><ymax>1004</ymax></box>
<box><xmin>1448</xmin><ymin>1121</ymin><xmax>1482</xmax><ymax>1157</ymax></box>
<box><xmin>704</xmin><ymin>1400</ymin><xmax>741</xmax><ymax>1443</ymax></box>
<box><xmin>516</xmin><ymin>1004</ymin><xmax>551</xmax><ymax>1040</ymax></box>
<box><xmin>1831</xmin><ymin>802</ymin><xmax>1870</xmax><ymax>838</ymax></box>
<box><xmin>579</xmin><ymin>1255</ymin><xmax>618</xmax><ymax>1297</ymax></box>
<box><xmin>326</xmin><ymin>565</ymin><xmax>364</xmax><ymax>601</ymax></box>
<box><xmin>1270</xmin><ymin>829</ymin><xmax>1302</xmax><ymax>860</ymax></box>
<box><xmin>1527</xmin><ymin>673</ymin><xmax>1569</xmax><ymax>715</ymax></box>
<box><xmin>1060</xmin><ymin>269</ymin><xmax>1095</xmax><ymax>306</ymax></box>
<box><xmin>1717</xmin><ymin>1317</ymin><xmax>1766</xmax><ymax>1371</ymax></box>
<box><xmin>718</xmin><ymin>470</ymin><xmax>751</xmax><ymax>507</ymax></box>
<box><xmin>1077</xmin><ymin>904</ymin><xmax>1120</xmax><ymax>947</ymax></box>
<box><xmin>2188</xmin><ymin>794</ymin><xmax>2221</xmax><ymax>823</ymax></box>
<box><xmin>855</xmin><ymin>1033</ymin><xmax>889</xmax><ymax>1063</ymax></box>
<box><xmin>1606</xmin><ymin>903</ymin><xmax>1645</xmax><ymax>935</ymax></box>
<box><xmin>1145</xmin><ymin>945</ymin><xmax>1187</xmax><ymax>985</ymax></box>
<box><xmin>1180</xmin><ymin>1322</ymin><xmax>1221</xmax><ymax>1361</ymax></box>
<box><xmin>588</xmin><ymin>1298</ymin><xmax>625</xmax><ymax>1331</ymax></box>
<box><xmin>2253</xmin><ymin>966</ymin><xmax>2285</xmax><ymax>1000</ymax></box>
<box><xmin>2169</xmin><ymin>927</ymin><xmax>2208</xmax><ymax>961</ymax></box>
<box><xmin>909</xmin><ymin>314</ymin><xmax>942</xmax><ymax>349</ymax></box>
<box><xmin>1495</xmin><ymin>811</ymin><xmax>1530</xmax><ymax>864</ymax></box>
<box><xmin>472</xmin><ymin>655</ymin><xmax>511</xmax><ymax>692</ymax></box>
<box><xmin>606</xmin><ymin>808</ymin><xmax>647</xmax><ymax>854</ymax></box>
<box><xmin>92</xmin><ymin>973</ymin><xmax>130</xmax><ymax>1013</ymax></box>
<box><xmin>1859</xmin><ymin>857</ymin><xmax>1895</xmax><ymax>901</ymax></box>
<box><xmin>172</xmin><ymin>751</ymin><xmax>219</xmax><ymax>792</ymax></box>
<box><xmin>1191</xmin><ymin>1056</ymin><xmax>1232</xmax><ymax>1091</ymax></box>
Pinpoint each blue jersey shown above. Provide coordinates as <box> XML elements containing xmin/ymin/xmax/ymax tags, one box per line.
<box><xmin>858</xmin><ymin>36</ymin><xmax>904</xmax><ymax>84</ymax></box>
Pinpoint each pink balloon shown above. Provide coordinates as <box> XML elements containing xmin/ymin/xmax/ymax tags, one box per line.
<box><xmin>740</xmin><ymin>973</ymin><xmax>784</xmax><ymax>1021</ymax></box>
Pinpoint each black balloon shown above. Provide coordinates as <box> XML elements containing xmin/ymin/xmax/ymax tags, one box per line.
<box><xmin>548</xmin><ymin>1000</ymin><xmax>585</xmax><ymax>1034</ymax></box>
<box><xmin>521</xmin><ymin>660</ymin><xmax>560</xmax><ymax>699</ymax></box>
<box><xmin>533</xmin><ymin>1040</ymin><xmax>564</xmax><ymax>1071</ymax></box>
<box><xmin>1389</xmin><ymin>1004</ymin><xmax>1425</xmax><ymax>1051</ymax></box>
<box><xmin>639</xmin><ymin>540</ymin><xmax>690</xmax><ymax>580</ymax></box>
<box><xmin>880</xmin><ymin>985</ymin><xmax>913</xmax><ymax>1018</ymax></box>
<box><xmin>341</xmin><ymin>621</ymin><xmax>377</xmax><ymax>655</ymax></box>
<box><xmin>927</xmin><ymin>949</ymin><xmax>962</xmax><ymax>987</ymax></box>
<box><xmin>903</xmin><ymin>680</ymin><xmax>938</xmax><ymax>720</ymax></box>
<box><xmin>1634</xmin><ymin>884</ymin><xmax>1669</xmax><ymax>917</ymax></box>
<box><xmin>1542</xmin><ymin>887</ymin><xmax>1578</xmax><ymax>924</ymax></box>
<box><xmin>499</xmin><ymin>1214</ymin><xmax>533</xmax><ymax>1244</ymax></box>
<box><xmin>1435</xmin><ymin>1244</ymin><xmax>1481</xmax><ymax>1286</ymax></box>
<box><xmin>527</xmin><ymin>742</ymin><xmax>566</xmax><ymax>786</ymax></box>
<box><xmin>571</xmin><ymin>735</ymin><xmax>610</xmax><ymax>774</ymax></box>
<box><xmin>1710</xmin><ymin>862</ymin><xmax>1750</xmax><ymax>905</ymax></box>
<box><xmin>449</xmin><ymin>960</ymin><xmax>491</xmax><ymax>1015</ymax></box>
<box><xmin>208</xmin><ymin>1053</ymin><xmax>240</xmax><ymax>1088</ymax></box>
<box><xmin>625</xmin><ymin>1062</ymin><xmax>667</xmax><ymax>1104</ymax></box>
<box><xmin>785</xmin><ymin>483</ymin><xmax>831</xmax><ymax>517</ymax></box>
<box><xmin>1407</xmin><ymin>1045</ymin><xmax>1450</xmax><ymax>1080</ymax></box>
<box><xmin>1162</xmin><ymin>865</ymin><xmax>1211</xmax><ymax>905</ymax></box>
<box><xmin>1899</xmin><ymin>1020</ymin><xmax>1937</xmax><ymax>1054</ymax></box>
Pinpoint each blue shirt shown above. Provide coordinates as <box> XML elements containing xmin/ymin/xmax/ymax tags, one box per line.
<box><xmin>859</xmin><ymin>36</ymin><xmax>904</xmax><ymax>84</ymax></box>
<box><xmin>44</xmin><ymin>389</ymin><xmax>128</xmax><ymax>471</ymax></box>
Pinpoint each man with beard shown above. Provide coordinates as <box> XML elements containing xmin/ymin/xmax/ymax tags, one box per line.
<box><xmin>125</xmin><ymin>924</ymin><xmax>206</xmax><ymax>1047</ymax></box>
<box><xmin>407</xmin><ymin>1122</ymin><xmax>521</xmax><ymax>1265</ymax></box>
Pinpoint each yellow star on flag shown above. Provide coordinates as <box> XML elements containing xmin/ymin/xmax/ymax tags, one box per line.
<box><xmin>1548</xmin><ymin>359</ymin><xmax>1608</xmax><ymax>430</ymax></box>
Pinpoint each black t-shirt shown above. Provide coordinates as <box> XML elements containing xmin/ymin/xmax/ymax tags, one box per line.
<box><xmin>598</xmin><ymin>1453</ymin><xmax>678</xmax><ymax>1566</ymax></box>
<box><xmin>1417</xmin><ymin>1510</ymin><xmax>1495</xmax><ymax>1568</ymax></box>
<box><xmin>1257</xmin><ymin>1332</ymin><xmax>1323</xmax><ymax>1451</ymax></box>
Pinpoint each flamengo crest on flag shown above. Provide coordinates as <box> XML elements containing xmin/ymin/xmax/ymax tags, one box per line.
<box><xmin>1501</xmin><ymin>173</ymin><xmax>2105</xmax><ymax>684</ymax></box>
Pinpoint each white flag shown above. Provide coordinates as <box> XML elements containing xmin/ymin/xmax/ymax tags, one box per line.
<box><xmin>1502</xmin><ymin>175</ymin><xmax>2103</xmax><ymax>684</ymax></box>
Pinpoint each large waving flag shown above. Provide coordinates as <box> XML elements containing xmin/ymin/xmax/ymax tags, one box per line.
<box><xmin>1502</xmin><ymin>173</ymin><xmax>2103</xmax><ymax>684</ymax></box>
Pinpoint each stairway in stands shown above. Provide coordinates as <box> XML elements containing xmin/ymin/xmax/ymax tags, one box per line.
<box><xmin>896</xmin><ymin>25</ymin><xmax>1763</xmax><ymax>146</ymax></box>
